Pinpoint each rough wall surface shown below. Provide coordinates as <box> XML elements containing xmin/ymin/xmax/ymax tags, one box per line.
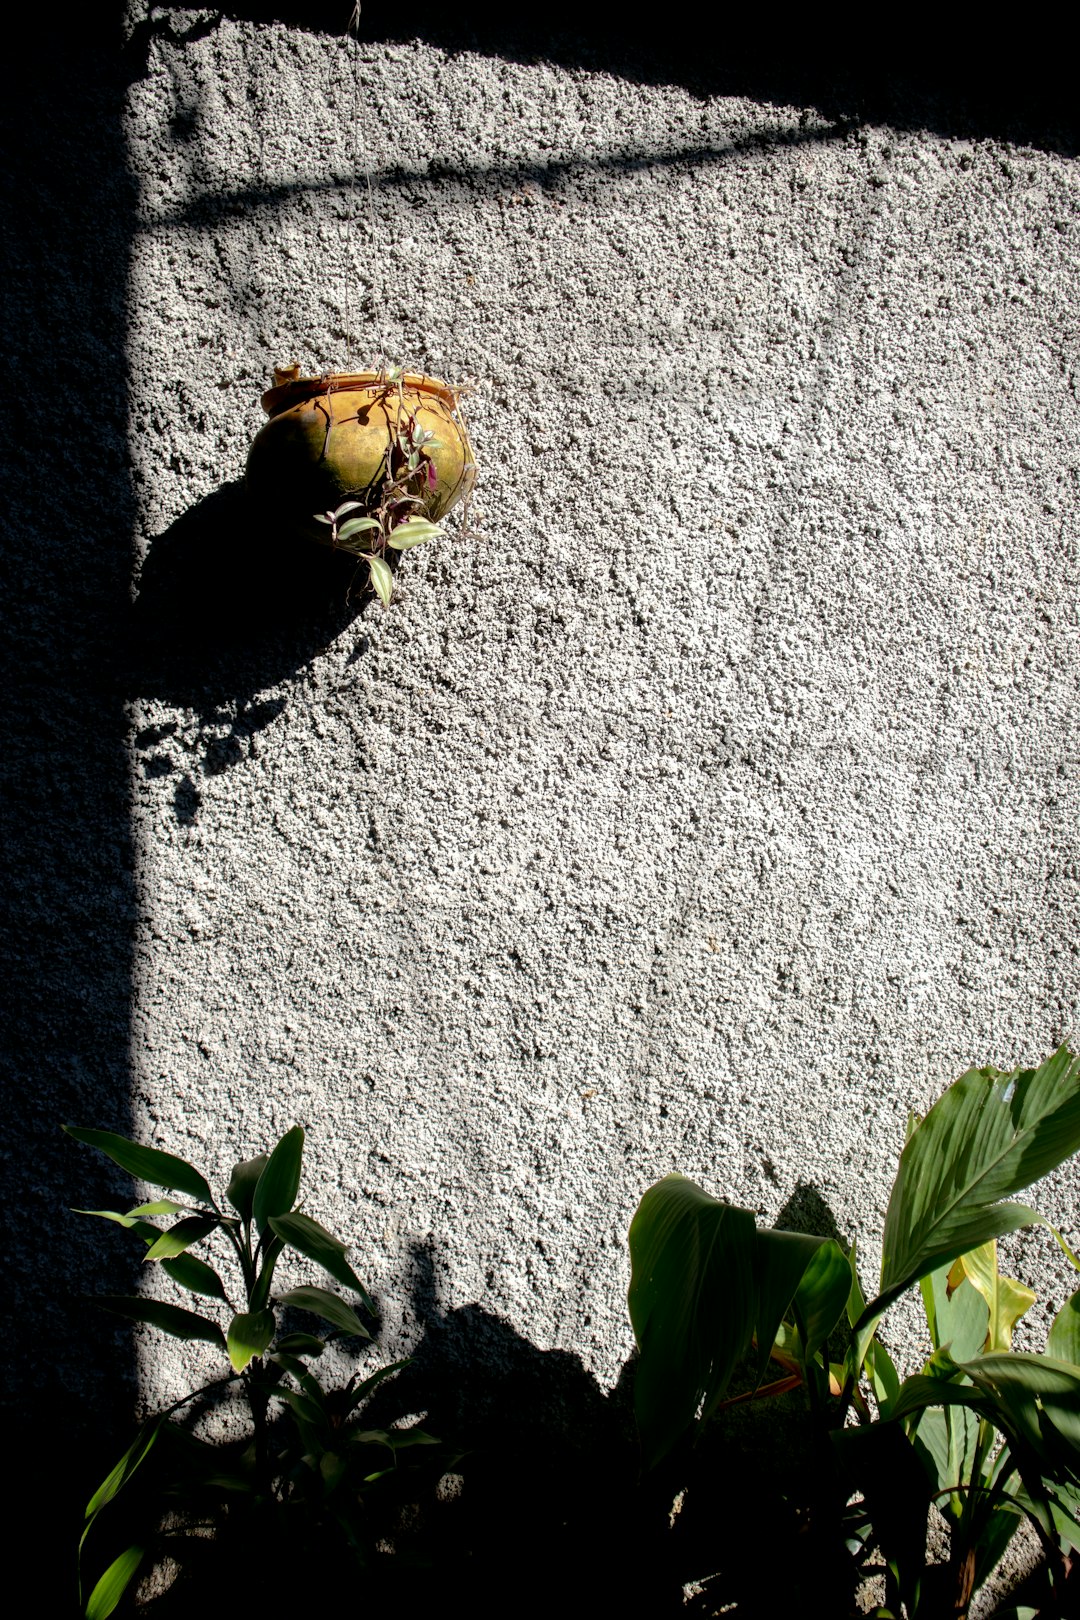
<box><xmin>6</xmin><ymin>13</ymin><xmax>1079</xmax><ymax>1474</ymax></box>
<box><xmin>125</xmin><ymin>19</ymin><xmax>1080</xmax><ymax>1399</ymax></box>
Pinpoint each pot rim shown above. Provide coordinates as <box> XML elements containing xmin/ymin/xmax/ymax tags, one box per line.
<box><xmin>261</xmin><ymin>370</ymin><xmax>462</xmax><ymax>418</ymax></box>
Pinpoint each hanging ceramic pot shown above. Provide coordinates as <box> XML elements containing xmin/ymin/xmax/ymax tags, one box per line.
<box><xmin>245</xmin><ymin>367</ymin><xmax>476</xmax><ymax>546</ymax></box>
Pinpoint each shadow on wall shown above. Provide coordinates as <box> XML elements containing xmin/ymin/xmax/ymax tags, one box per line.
<box><xmin>127</xmin><ymin>4</ymin><xmax>1079</xmax><ymax>154</ymax></box>
<box><xmin>1</xmin><ymin>5</ymin><xmax>140</xmax><ymax>1592</ymax></box>
<box><xmin>126</xmin><ymin>481</ymin><xmax>369</xmax><ymax>821</ymax></box>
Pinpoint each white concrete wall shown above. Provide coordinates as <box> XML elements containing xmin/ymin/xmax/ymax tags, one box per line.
<box><xmin>120</xmin><ymin>18</ymin><xmax>1079</xmax><ymax>1405</ymax></box>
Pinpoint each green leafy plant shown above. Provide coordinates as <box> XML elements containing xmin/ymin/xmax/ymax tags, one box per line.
<box><xmin>314</xmin><ymin>366</ymin><xmax>447</xmax><ymax>607</ymax></box>
<box><xmin>627</xmin><ymin>1047</ymin><xmax>1080</xmax><ymax>1617</ymax></box>
<box><xmin>67</xmin><ymin>1123</ymin><xmax>441</xmax><ymax>1618</ymax></box>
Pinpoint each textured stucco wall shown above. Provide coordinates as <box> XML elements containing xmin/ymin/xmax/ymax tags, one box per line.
<box><xmin>5</xmin><ymin>15</ymin><xmax>1079</xmax><ymax>1541</ymax></box>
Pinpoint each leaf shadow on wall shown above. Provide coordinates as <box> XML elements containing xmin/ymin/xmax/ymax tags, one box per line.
<box><xmin>124</xmin><ymin>481</ymin><xmax>371</xmax><ymax>823</ymax></box>
<box><xmin>357</xmin><ymin>1238</ymin><xmax>658</xmax><ymax>1608</ymax></box>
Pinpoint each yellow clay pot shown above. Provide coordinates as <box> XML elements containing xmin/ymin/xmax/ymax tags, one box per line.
<box><xmin>245</xmin><ymin>368</ymin><xmax>476</xmax><ymax>545</ymax></box>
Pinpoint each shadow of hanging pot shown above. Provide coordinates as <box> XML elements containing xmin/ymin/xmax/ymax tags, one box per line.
<box><xmin>245</xmin><ymin>368</ymin><xmax>476</xmax><ymax>545</ymax></box>
<box><xmin>126</xmin><ymin>479</ymin><xmax>365</xmax><ymax>708</ymax></box>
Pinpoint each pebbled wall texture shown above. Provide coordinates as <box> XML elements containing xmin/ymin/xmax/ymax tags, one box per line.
<box><xmin>4</xmin><ymin>8</ymin><xmax>1079</xmax><ymax>1581</ymax></box>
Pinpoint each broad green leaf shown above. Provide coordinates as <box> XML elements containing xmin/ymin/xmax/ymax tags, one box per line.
<box><xmin>85</xmin><ymin>1545</ymin><xmax>144</xmax><ymax>1620</ymax></box>
<box><xmin>1047</xmin><ymin>1289</ymin><xmax>1080</xmax><ymax>1365</ymax></box>
<box><xmin>871</xmin><ymin>1047</ymin><xmax>1080</xmax><ymax>1321</ymax></box>
<box><xmin>911</xmin><ymin>1404</ymin><xmax>979</xmax><ymax>1518</ymax></box>
<box><xmin>273</xmin><ymin>1386</ymin><xmax>326</xmax><ymax>1427</ymax></box>
<box><xmin>971</xmin><ymin>1499</ymin><xmax>1023</xmax><ymax>1592</ymax></box>
<box><xmin>143</xmin><ymin>1215</ymin><xmax>219</xmax><ymax>1263</ymax></box>
<box><xmin>275</xmin><ymin>1285</ymin><xmax>370</xmax><ymax>1339</ymax></box>
<box><xmin>893</xmin><ymin>1353</ymin><xmax>1080</xmax><ymax>1471</ymax></box>
<box><xmin>64</xmin><ymin>1126</ymin><xmax>214</xmax><ymax>1206</ymax></box>
<box><xmin>791</xmin><ymin>1238</ymin><xmax>851</xmax><ymax>1367</ymax></box>
<box><xmin>127</xmin><ymin>1198</ymin><xmax>186</xmax><ymax>1218</ymax></box>
<box><xmin>747</xmin><ymin>1225</ymin><xmax>827</xmax><ymax>1393</ymax></box>
<box><xmin>268</xmin><ymin>1213</ymin><xmax>371</xmax><ymax>1305</ymax></box>
<box><xmin>226</xmin><ymin>1309</ymin><xmax>275</xmax><ymax>1373</ymax></box>
<box><xmin>85</xmin><ymin>1419</ymin><xmax>163</xmax><ymax>1520</ymax></box>
<box><xmin>387</xmin><ymin>517</ymin><xmax>443</xmax><ymax>549</ymax></box>
<box><xmin>952</xmin><ymin>1241</ymin><xmax>1035</xmax><ymax>1352</ymax></box>
<box><xmin>160</xmin><ymin>1253</ymin><xmax>228</xmax><ymax>1302</ymax></box>
<box><xmin>627</xmin><ymin>1175</ymin><xmax>757</xmax><ymax>1467</ymax></box>
<box><xmin>967</xmin><ymin>1351</ymin><xmax>1080</xmax><ymax>1457</ymax></box>
<box><xmin>845</xmin><ymin>1238</ymin><xmax>867</xmax><ymax>1329</ymax></box>
<box><xmin>921</xmin><ymin>1264</ymin><xmax>989</xmax><ymax>1361</ymax></box>
<box><xmin>248</xmin><ymin>1234</ymin><xmax>285</xmax><ymax>1313</ymax></box>
<box><xmin>275</xmin><ymin>1332</ymin><xmax>325</xmax><ymax>1355</ymax></box>
<box><xmin>72</xmin><ymin>1210</ymin><xmax>162</xmax><ymax>1243</ymax></box>
<box><xmin>320</xmin><ymin>1451</ymin><xmax>348</xmax><ymax>1493</ymax></box>
<box><xmin>226</xmin><ymin>1154</ymin><xmax>268</xmax><ymax>1220</ymax></box>
<box><xmin>367</xmin><ymin>554</ymin><xmax>393</xmax><ymax>607</ymax></box>
<box><xmin>252</xmin><ymin>1127</ymin><xmax>304</xmax><ymax>1235</ymax></box>
<box><xmin>341</xmin><ymin>1359</ymin><xmax>410</xmax><ymax>1416</ymax></box>
<box><xmin>865</xmin><ymin>1337</ymin><xmax>901</xmax><ymax>1416</ymax></box>
<box><xmin>96</xmin><ymin>1296</ymin><xmax>225</xmax><ymax>1347</ymax></box>
<box><xmin>845</xmin><ymin>1239</ymin><xmax>892</xmax><ymax>1397</ymax></box>
<box><xmin>331</xmin><ymin>500</ymin><xmax>365</xmax><ymax>519</ymax></box>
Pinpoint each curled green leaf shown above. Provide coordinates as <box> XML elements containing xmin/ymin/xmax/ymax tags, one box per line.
<box><xmin>160</xmin><ymin>1253</ymin><xmax>228</xmax><ymax>1302</ymax></box>
<box><xmin>226</xmin><ymin>1309</ymin><xmax>275</xmax><ymax>1373</ymax></box>
<box><xmin>252</xmin><ymin>1127</ymin><xmax>304</xmax><ymax>1235</ymax></box>
<box><xmin>85</xmin><ymin>1544</ymin><xmax>145</xmax><ymax>1620</ymax></box>
<box><xmin>96</xmin><ymin>1296</ymin><xmax>225</xmax><ymax>1348</ymax></box>
<box><xmin>143</xmin><ymin>1215</ymin><xmax>219</xmax><ymax>1263</ymax></box>
<box><xmin>276</xmin><ymin>1283</ymin><xmax>370</xmax><ymax>1337</ymax></box>
<box><xmin>269</xmin><ymin>1213</ymin><xmax>371</xmax><ymax>1305</ymax></box>
<box><xmin>64</xmin><ymin>1127</ymin><xmax>214</xmax><ymax>1206</ymax></box>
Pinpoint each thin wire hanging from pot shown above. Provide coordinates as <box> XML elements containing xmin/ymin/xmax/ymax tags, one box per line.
<box><xmin>336</xmin><ymin>2</ymin><xmax>383</xmax><ymax>370</ymax></box>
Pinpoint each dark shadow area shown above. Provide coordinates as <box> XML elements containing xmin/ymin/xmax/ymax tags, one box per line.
<box><xmin>127</xmin><ymin>4</ymin><xmax>1077</xmax><ymax>153</ymax></box>
<box><xmin>0</xmin><ymin>9</ymin><xmax>140</xmax><ymax>1607</ymax></box>
<box><xmin>125</xmin><ymin>481</ymin><xmax>369</xmax><ymax>817</ymax></box>
<box><xmin>353</xmin><ymin>1240</ymin><xmax>666</xmax><ymax>1610</ymax></box>
<box><xmin>774</xmin><ymin>1179</ymin><xmax>848</xmax><ymax>1245</ymax></box>
<box><xmin>145</xmin><ymin>118</ymin><xmax>864</xmax><ymax>236</ymax></box>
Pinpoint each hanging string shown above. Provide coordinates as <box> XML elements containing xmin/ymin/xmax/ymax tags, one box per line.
<box><xmin>336</xmin><ymin>2</ymin><xmax>384</xmax><ymax>371</ymax></box>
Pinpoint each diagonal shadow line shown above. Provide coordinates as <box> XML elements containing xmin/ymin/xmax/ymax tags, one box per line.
<box><xmin>140</xmin><ymin>118</ymin><xmax>859</xmax><ymax>231</ymax></box>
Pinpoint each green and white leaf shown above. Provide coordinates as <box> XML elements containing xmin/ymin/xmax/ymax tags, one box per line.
<box><xmin>337</xmin><ymin>515</ymin><xmax>381</xmax><ymax>542</ymax></box>
<box><xmin>367</xmin><ymin>554</ymin><xmax>393</xmax><ymax>607</ymax></box>
<box><xmin>387</xmin><ymin>517</ymin><xmax>443</xmax><ymax>549</ymax></box>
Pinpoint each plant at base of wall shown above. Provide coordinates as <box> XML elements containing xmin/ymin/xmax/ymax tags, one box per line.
<box><xmin>627</xmin><ymin>1047</ymin><xmax>1080</xmax><ymax>1618</ymax></box>
<box><xmin>66</xmin><ymin>1123</ymin><xmax>443</xmax><ymax>1618</ymax></box>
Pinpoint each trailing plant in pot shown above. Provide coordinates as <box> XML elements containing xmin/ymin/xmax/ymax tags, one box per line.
<box><xmin>245</xmin><ymin>363</ymin><xmax>475</xmax><ymax>605</ymax></box>
<box><xmin>66</xmin><ymin>1123</ymin><xmax>445</xmax><ymax>1618</ymax></box>
<box><xmin>627</xmin><ymin>1047</ymin><xmax>1080</xmax><ymax>1617</ymax></box>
